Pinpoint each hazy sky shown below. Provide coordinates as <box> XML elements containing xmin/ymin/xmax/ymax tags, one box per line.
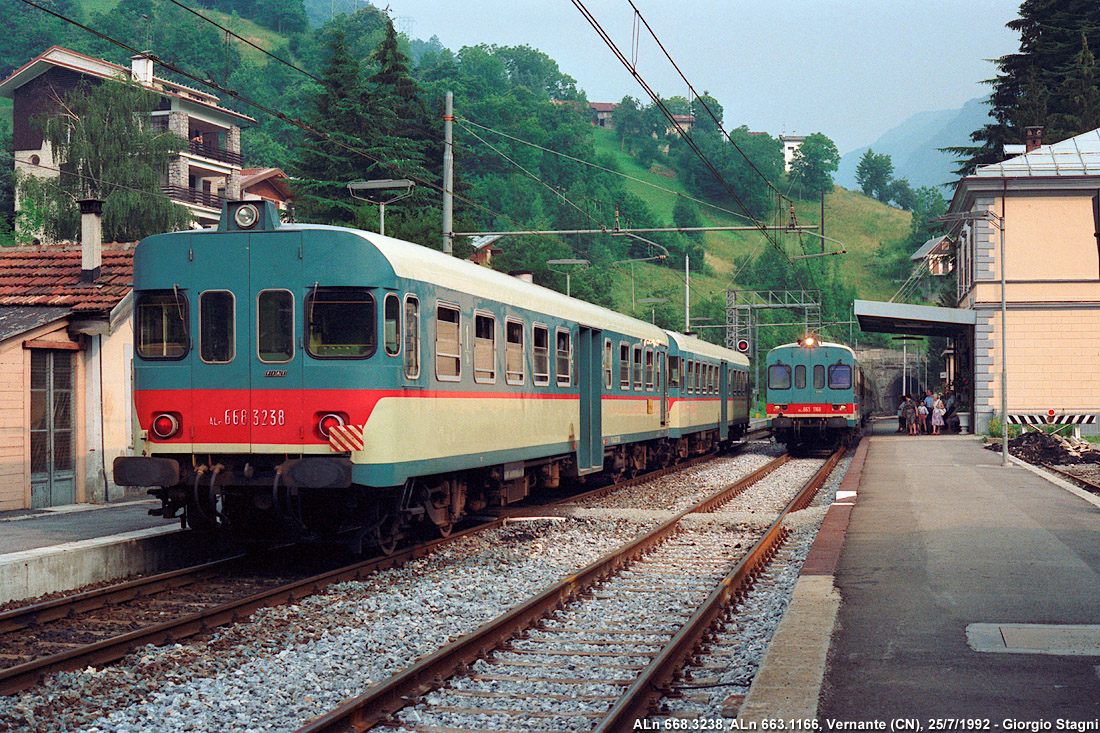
<box><xmin>388</xmin><ymin>0</ymin><xmax>1022</xmax><ymax>154</ymax></box>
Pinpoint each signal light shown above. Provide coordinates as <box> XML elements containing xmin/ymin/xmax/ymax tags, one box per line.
<box><xmin>736</xmin><ymin>339</ymin><xmax>750</xmax><ymax>352</ymax></box>
<box><xmin>317</xmin><ymin>412</ymin><xmax>347</xmax><ymax>438</ymax></box>
<box><xmin>151</xmin><ymin>412</ymin><xmax>180</xmax><ymax>440</ymax></box>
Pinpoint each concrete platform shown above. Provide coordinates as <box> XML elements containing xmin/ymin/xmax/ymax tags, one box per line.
<box><xmin>0</xmin><ymin>500</ymin><xmax>209</xmax><ymax>605</ymax></box>
<box><xmin>742</xmin><ymin>420</ymin><xmax>1100</xmax><ymax>723</ymax></box>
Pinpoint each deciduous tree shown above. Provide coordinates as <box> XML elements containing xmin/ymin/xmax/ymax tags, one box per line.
<box><xmin>789</xmin><ymin>132</ymin><xmax>839</xmax><ymax>199</ymax></box>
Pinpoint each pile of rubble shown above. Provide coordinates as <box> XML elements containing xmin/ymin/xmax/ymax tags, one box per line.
<box><xmin>987</xmin><ymin>430</ymin><xmax>1100</xmax><ymax>465</ymax></box>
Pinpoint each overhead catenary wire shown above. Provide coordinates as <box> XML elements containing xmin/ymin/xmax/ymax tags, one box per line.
<box><xmin>569</xmin><ymin>0</ymin><xmax>814</xmax><ymax>294</ymax></box>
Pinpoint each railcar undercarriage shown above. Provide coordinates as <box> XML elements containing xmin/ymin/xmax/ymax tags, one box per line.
<box><xmin>131</xmin><ymin>427</ymin><xmax>747</xmax><ymax>554</ymax></box>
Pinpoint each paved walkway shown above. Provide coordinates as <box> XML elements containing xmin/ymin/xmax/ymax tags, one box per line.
<box><xmin>0</xmin><ymin>500</ymin><xmax>170</xmax><ymax>555</ymax></box>
<box><xmin>819</xmin><ymin>424</ymin><xmax>1100</xmax><ymax>721</ymax></box>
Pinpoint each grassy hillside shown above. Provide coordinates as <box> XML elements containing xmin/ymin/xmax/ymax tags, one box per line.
<box><xmin>590</xmin><ymin>127</ymin><xmax>910</xmax><ymax>327</ymax></box>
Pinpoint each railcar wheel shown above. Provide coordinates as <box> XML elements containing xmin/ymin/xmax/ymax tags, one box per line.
<box><xmin>436</xmin><ymin>522</ymin><xmax>454</xmax><ymax>538</ymax></box>
<box><xmin>375</xmin><ymin>517</ymin><xmax>400</xmax><ymax>556</ymax></box>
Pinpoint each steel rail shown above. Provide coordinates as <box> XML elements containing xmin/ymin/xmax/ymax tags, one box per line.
<box><xmin>595</xmin><ymin>445</ymin><xmax>845</xmax><ymax>730</ymax></box>
<box><xmin>1041</xmin><ymin>463</ymin><xmax>1100</xmax><ymax>493</ymax></box>
<box><xmin>295</xmin><ymin>454</ymin><xmax>792</xmax><ymax>733</ymax></box>
<box><xmin>0</xmin><ymin>449</ymin><xmax>741</xmax><ymax>696</ymax></box>
<box><xmin>0</xmin><ymin>555</ymin><xmax>247</xmax><ymax>635</ymax></box>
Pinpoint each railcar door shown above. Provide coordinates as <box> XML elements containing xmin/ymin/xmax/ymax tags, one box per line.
<box><xmin>190</xmin><ymin>234</ymin><xmax>250</xmax><ymax>449</ymax></box>
<box><xmin>659</xmin><ymin>348</ymin><xmax>668</xmax><ymax>427</ymax></box>
<box><xmin>719</xmin><ymin>361</ymin><xmax>729</xmax><ymax>441</ymax></box>
<box><xmin>248</xmin><ymin>231</ymin><xmax>304</xmax><ymax>451</ymax></box>
<box><xmin>576</xmin><ymin>326</ymin><xmax>603</xmax><ymax>475</ymax></box>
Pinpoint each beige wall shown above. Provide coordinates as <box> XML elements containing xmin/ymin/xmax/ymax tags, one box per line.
<box><xmin>1003</xmin><ymin>195</ymin><xmax>1100</xmax><ymax>282</ymax></box>
<box><xmin>100</xmin><ymin>319</ymin><xmax>134</xmax><ymax>498</ymax></box>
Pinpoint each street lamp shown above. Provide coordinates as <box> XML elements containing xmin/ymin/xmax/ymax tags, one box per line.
<box><xmin>638</xmin><ymin>297</ymin><xmax>668</xmax><ymax>324</ymax></box>
<box><xmin>546</xmin><ymin>259</ymin><xmax>589</xmax><ymax>297</ymax></box>
<box><xmin>936</xmin><ymin>209</ymin><xmax>1007</xmax><ymax>466</ymax></box>
<box><xmin>347</xmin><ymin>179</ymin><xmax>415</xmax><ymax>237</ymax></box>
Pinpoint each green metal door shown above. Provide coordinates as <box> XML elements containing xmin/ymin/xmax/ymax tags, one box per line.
<box><xmin>577</xmin><ymin>326</ymin><xmax>603</xmax><ymax>474</ymax></box>
<box><xmin>720</xmin><ymin>362</ymin><xmax>729</xmax><ymax>441</ymax></box>
<box><xmin>30</xmin><ymin>350</ymin><xmax>75</xmax><ymax>507</ymax></box>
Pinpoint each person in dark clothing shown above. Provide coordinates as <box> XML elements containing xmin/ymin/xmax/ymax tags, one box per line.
<box><xmin>943</xmin><ymin>390</ymin><xmax>960</xmax><ymax>433</ymax></box>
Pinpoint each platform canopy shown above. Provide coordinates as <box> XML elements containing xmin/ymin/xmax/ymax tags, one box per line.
<box><xmin>854</xmin><ymin>299</ymin><xmax>976</xmax><ymax>337</ymax></box>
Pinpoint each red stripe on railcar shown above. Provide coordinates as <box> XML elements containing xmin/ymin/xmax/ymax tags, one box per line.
<box><xmin>766</xmin><ymin>403</ymin><xmax>854</xmax><ymax>417</ymax></box>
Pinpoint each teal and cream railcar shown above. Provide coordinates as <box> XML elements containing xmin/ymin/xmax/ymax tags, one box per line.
<box><xmin>666</xmin><ymin>332</ymin><xmax>751</xmax><ymax>455</ymax></box>
<box><xmin>765</xmin><ymin>338</ymin><xmax>869</xmax><ymax>450</ymax></box>
<box><xmin>115</xmin><ymin>200</ymin><xmax>749</xmax><ymax>550</ymax></box>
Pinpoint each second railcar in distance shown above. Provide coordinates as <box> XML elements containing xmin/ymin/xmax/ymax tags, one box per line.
<box><xmin>765</xmin><ymin>338</ymin><xmax>869</xmax><ymax>450</ymax></box>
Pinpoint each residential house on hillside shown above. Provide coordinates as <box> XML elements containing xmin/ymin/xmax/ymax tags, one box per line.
<box><xmin>780</xmin><ymin>134</ymin><xmax>806</xmax><ymax>172</ymax></box>
<box><xmin>241</xmin><ymin>167</ymin><xmax>294</xmax><ymax>210</ymax></box>
<box><xmin>0</xmin><ymin>206</ymin><xmax>134</xmax><ymax>510</ymax></box>
<box><xmin>0</xmin><ymin>46</ymin><xmax>255</xmax><ymax>234</ymax></box>
<box><xmin>589</xmin><ymin>102</ymin><xmax>617</xmax><ymax>129</ymax></box>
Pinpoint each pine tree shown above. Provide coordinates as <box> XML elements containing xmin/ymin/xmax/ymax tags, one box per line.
<box><xmin>291</xmin><ymin>31</ymin><xmax>372</xmax><ymax>224</ymax></box>
<box><xmin>951</xmin><ymin>1</ymin><xmax>1100</xmax><ymax>175</ymax></box>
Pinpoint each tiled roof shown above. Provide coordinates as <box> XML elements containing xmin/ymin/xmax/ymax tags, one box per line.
<box><xmin>0</xmin><ymin>306</ymin><xmax>72</xmax><ymax>342</ymax></box>
<box><xmin>589</xmin><ymin>102</ymin><xmax>618</xmax><ymax>112</ymax></box>
<box><xmin>0</xmin><ymin>247</ymin><xmax>134</xmax><ymax>313</ymax></box>
<box><xmin>976</xmin><ymin>128</ymin><xmax>1100</xmax><ymax>178</ymax></box>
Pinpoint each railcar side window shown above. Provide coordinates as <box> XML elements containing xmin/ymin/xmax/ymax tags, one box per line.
<box><xmin>644</xmin><ymin>347</ymin><xmax>654</xmax><ymax>391</ymax></box>
<box><xmin>199</xmin><ymin>291</ymin><xmax>234</xmax><ymax>364</ymax></box>
<box><xmin>136</xmin><ymin>290</ymin><xmax>190</xmax><ymax>360</ymax></box>
<box><xmin>533</xmin><ymin>325</ymin><xmax>550</xmax><ymax>385</ymax></box>
<box><xmin>685</xmin><ymin>359</ymin><xmax>693</xmax><ymax>393</ymax></box>
<box><xmin>404</xmin><ymin>296</ymin><xmax>420</xmax><ymax>378</ymax></box>
<box><xmin>828</xmin><ymin>363</ymin><xmax>852</xmax><ymax>390</ymax></box>
<box><xmin>813</xmin><ymin>364</ymin><xmax>826</xmax><ymax>390</ymax></box>
<box><xmin>603</xmin><ymin>339</ymin><xmax>612</xmax><ymax>390</ymax></box>
<box><xmin>474</xmin><ymin>313</ymin><xmax>496</xmax><ymax>384</ymax></box>
<box><xmin>304</xmin><ymin>288</ymin><xmax>372</xmax><ymax>360</ymax></box>
<box><xmin>768</xmin><ymin>364</ymin><xmax>791</xmax><ymax>390</ymax></box>
<box><xmin>695</xmin><ymin>361</ymin><xmax>702</xmax><ymax>394</ymax></box>
<box><xmin>384</xmin><ymin>294</ymin><xmax>401</xmax><ymax>356</ymax></box>
<box><xmin>619</xmin><ymin>343</ymin><xmax>630</xmax><ymax>390</ymax></box>
<box><xmin>668</xmin><ymin>356</ymin><xmax>680</xmax><ymax>388</ymax></box>
<box><xmin>556</xmin><ymin>329</ymin><xmax>572</xmax><ymax>387</ymax></box>
<box><xmin>794</xmin><ymin>364</ymin><xmax>806</xmax><ymax>390</ymax></box>
<box><xmin>632</xmin><ymin>345</ymin><xmax>642</xmax><ymax>391</ymax></box>
<box><xmin>259</xmin><ymin>289</ymin><xmax>295</xmax><ymax>363</ymax></box>
<box><xmin>435</xmin><ymin>304</ymin><xmax>461</xmax><ymax>380</ymax></box>
<box><xmin>506</xmin><ymin>320</ymin><xmax>524</xmax><ymax>385</ymax></box>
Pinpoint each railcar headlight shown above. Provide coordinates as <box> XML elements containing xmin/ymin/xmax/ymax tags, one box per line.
<box><xmin>151</xmin><ymin>412</ymin><xmax>181</xmax><ymax>439</ymax></box>
<box><xmin>234</xmin><ymin>203</ymin><xmax>259</xmax><ymax>229</ymax></box>
<box><xmin>317</xmin><ymin>412</ymin><xmax>347</xmax><ymax>438</ymax></box>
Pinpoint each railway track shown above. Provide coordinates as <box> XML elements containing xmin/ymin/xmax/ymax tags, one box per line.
<box><xmin>297</xmin><ymin>447</ymin><xmax>843</xmax><ymax>732</ymax></box>
<box><xmin>0</xmin><ymin>448</ymin><xmax>743</xmax><ymax>697</ymax></box>
<box><xmin>1041</xmin><ymin>463</ymin><xmax>1100</xmax><ymax>493</ymax></box>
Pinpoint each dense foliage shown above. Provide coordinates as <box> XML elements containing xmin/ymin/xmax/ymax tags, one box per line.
<box><xmin>952</xmin><ymin>0</ymin><xmax>1100</xmax><ymax>175</ymax></box>
<box><xmin>17</xmin><ymin>78</ymin><xmax>190</xmax><ymax>243</ymax></box>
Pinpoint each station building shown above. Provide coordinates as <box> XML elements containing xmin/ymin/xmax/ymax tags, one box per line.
<box><xmin>857</xmin><ymin>127</ymin><xmax>1100</xmax><ymax>434</ymax></box>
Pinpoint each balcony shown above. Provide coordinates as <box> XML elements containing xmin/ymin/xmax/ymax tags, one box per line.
<box><xmin>163</xmin><ymin>185</ymin><xmax>228</xmax><ymax>210</ymax></box>
<box><xmin>187</xmin><ymin>140</ymin><xmax>243</xmax><ymax>167</ymax></box>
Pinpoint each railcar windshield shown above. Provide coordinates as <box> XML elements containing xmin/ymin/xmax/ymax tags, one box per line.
<box><xmin>828</xmin><ymin>363</ymin><xmax>852</xmax><ymax>390</ymax></box>
<box><xmin>768</xmin><ymin>363</ymin><xmax>791</xmax><ymax>390</ymax></box>
<box><xmin>136</xmin><ymin>290</ymin><xmax>189</xmax><ymax>360</ymax></box>
<box><xmin>305</xmin><ymin>288</ymin><xmax>374</xmax><ymax>359</ymax></box>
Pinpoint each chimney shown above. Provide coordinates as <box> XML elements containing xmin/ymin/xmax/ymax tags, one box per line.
<box><xmin>510</xmin><ymin>270</ymin><xmax>534</xmax><ymax>284</ymax></box>
<box><xmin>78</xmin><ymin>199</ymin><xmax>103</xmax><ymax>283</ymax></box>
<box><xmin>1025</xmin><ymin>125</ymin><xmax>1044</xmax><ymax>153</ymax></box>
<box><xmin>131</xmin><ymin>53</ymin><xmax>154</xmax><ymax>85</ymax></box>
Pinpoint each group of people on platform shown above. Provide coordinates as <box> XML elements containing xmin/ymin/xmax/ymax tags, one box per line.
<box><xmin>898</xmin><ymin>389</ymin><xmax>960</xmax><ymax>435</ymax></box>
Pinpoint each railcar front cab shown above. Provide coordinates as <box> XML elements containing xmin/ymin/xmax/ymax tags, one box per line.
<box><xmin>766</xmin><ymin>337</ymin><xmax>860</xmax><ymax>448</ymax></box>
<box><xmin>116</xmin><ymin>200</ymin><xmax>401</xmax><ymax>541</ymax></box>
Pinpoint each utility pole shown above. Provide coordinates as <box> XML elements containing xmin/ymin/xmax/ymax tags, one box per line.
<box><xmin>684</xmin><ymin>255</ymin><xmax>690</xmax><ymax>332</ymax></box>
<box><xmin>442</xmin><ymin>91</ymin><xmax>454</xmax><ymax>256</ymax></box>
